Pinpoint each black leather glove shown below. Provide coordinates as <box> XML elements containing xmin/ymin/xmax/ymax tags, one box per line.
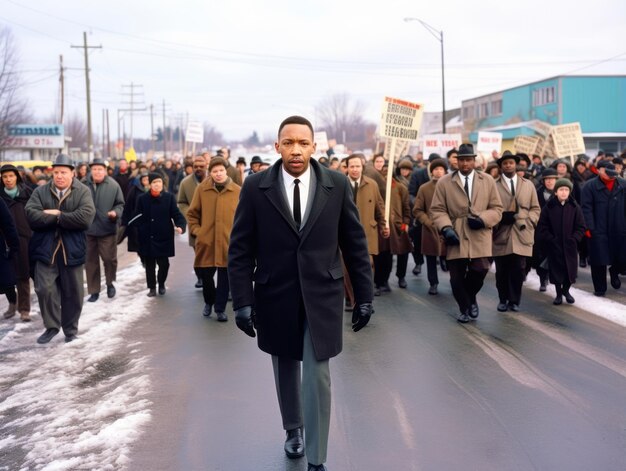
<box><xmin>442</xmin><ymin>226</ymin><xmax>460</xmax><ymax>246</ymax></box>
<box><xmin>352</xmin><ymin>302</ymin><xmax>373</xmax><ymax>332</ymax></box>
<box><xmin>500</xmin><ymin>211</ymin><xmax>516</xmax><ymax>225</ymax></box>
<box><xmin>235</xmin><ymin>306</ymin><xmax>256</xmax><ymax>337</ymax></box>
<box><xmin>467</xmin><ymin>215</ymin><xmax>485</xmax><ymax>230</ymax></box>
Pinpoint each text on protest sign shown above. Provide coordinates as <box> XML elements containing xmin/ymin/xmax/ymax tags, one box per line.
<box><xmin>379</xmin><ymin>97</ymin><xmax>424</xmax><ymax>141</ymax></box>
<box><xmin>185</xmin><ymin>121</ymin><xmax>204</xmax><ymax>143</ymax></box>
<box><xmin>551</xmin><ymin>122</ymin><xmax>585</xmax><ymax>157</ymax></box>
<box><xmin>513</xmin><ymin>135</ymin><xmax>540</xmax><ymax>155</ymax></box>
<box><xmin>421</xmin><ymin>134</ymin><xmax>462</xmax><ymax>157</ymax></box>
<box><xmin>476</xmin><ymin>132</ymin><xmax>502</xmax><ymax>153</ymax></box>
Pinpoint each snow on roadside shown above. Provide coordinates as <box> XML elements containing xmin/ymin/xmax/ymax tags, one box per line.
<box><xmin>523</xmin><ymin>271</ymin><xmax>626</xmax><ymax>327</ymax></box>
<box><xmin>0</xmin><ymin>262</ymin><xmax>153</xmax><ymax>471</ymax></box>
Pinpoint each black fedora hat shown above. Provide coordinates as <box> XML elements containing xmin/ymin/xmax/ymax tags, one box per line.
<box><xmin>89</xmin><ymin>158</ymin><xmax>107</xmax><ymax>168</ymax></box>
<box><xmin>457</xmin><ymin>143</ymin><xmax>476</xmax><ymax>158</ymax></box>
<box><xmin>250</xmin><ymin>155</ymin><xmax>263</xmax><ymax>165</ymax></box>
<box><xmin>52</xmin><ymin>154</ymin><xmax>75</xmax><ymax>170</ymax></box>
<box><xmin>496</xmin><ymin>150</ymin><xmax>519</xmax><ymax>166</ymax></box>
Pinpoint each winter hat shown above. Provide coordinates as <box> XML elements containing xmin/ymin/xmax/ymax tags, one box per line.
<box><xmin>148</xmin><ymin>172</ymin><xmax>163</xmax><ymax>184</ymax></box>
<box><xmin>597</xmin><ymin>160</ymin><xmax>618</xmax><ymax>177</ymax></box>
<box><xmin>209</xmin><ymin>157</ymin><xmax>227</xmax><ymax>172</ymax></box>
<box><xmin>554</xmin><ymin>178</ymin><xmax>573</xmax><ymax>192</ymax></box>
<box><xmin>429</xmin><ymin>158</ymin><xmax>448</xmax><ymax>173</ymax></box>
<box><xmin>541</xmin><ymin>168</ymin><xmax>558</xmax><ymax>180</ymax></box>
<box><xmin>398</xmin><ymin>159</ymin><xmax>414</xmax><ymax>170</ymax></box>
<box><xmin>427</xmin><ymin>152</ymin><xmax>442</xmax><ymax>162</ymax></box>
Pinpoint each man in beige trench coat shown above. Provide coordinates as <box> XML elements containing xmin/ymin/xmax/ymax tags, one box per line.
<box><xmin>492</xmin><ymin>151</ymin><xmax>541</xmax><ymax>312</ymax></box>
<box><xmin>430</xmin><ymin>143</ymin><xmax>503</xmax><ymax>323</ymax></box>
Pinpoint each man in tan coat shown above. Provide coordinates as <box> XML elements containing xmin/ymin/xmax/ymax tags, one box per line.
<box><xmin>345</xmin><ymin>154</ymin><xmax>388</xmax><ymax>298</ymax></box>
<box><xmin>177</xmin><ymin>155</ymin><xmax>207</xmax><ymax>288</ymax></box>
<box><xmin>430</xmin><ymin>144</ymin><xmax>503</xmax><ymax>323</ymax></box>
<box><xmin>492</xmin><ymin>151</ymin><xmax>541</xmax><ymax>312</ymax></box>
<box><xmin>187</xmin><ymin>157</ymin><xmax>240</xmax><ymax>321</ymax></box>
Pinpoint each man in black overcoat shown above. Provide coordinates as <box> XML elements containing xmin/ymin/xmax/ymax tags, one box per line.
<box><xmin>228</xmin><ymin>116</ymin><xmax>373</xmax><ymax>471</ymax></box>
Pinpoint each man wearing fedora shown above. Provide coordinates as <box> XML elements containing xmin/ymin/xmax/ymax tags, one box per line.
<box><xmin>248</xmin><ymin>155</ymin><xmax>264</xmax><ymax>176</ymax></box>
<box><xmin>430</xmin><ymin>143</ymin><xmax>503</xmax><ymax>323</ymax></box>
<box><xmin>83</xmin><ymin>158</ymin><xmax>125</xmax><ymax>302</ymax></box>
<box><xmin>492</xmin><ymin>151</ymin><xmax>540</xmax><ymax>312</ymax></box>
<box><xmin>25</xmin><ymin>154</ymin><xmax>95</xmax><ymax>344</ymax></box>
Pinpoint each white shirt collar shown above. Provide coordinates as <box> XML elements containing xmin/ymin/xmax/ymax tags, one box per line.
<box><xmin>281</xmin><ymin>164</ymin><xmax>311</xmax><ymax>188</ymax></box>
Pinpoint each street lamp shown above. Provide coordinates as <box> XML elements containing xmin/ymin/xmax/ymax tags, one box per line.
<box><xmin>404</xmin><ymin>17</ymin><xmax>446</xmax><ymax>133</ymax></box>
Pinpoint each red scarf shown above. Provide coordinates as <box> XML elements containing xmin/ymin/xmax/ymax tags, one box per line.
<box><xmin>150</xmin><ymin>189</ymin><xmax>161</xmax><ymax>198</ymax></box>
<box><xmin>599</xmin><ymin>173</ymin><xmax>616</xmax><ymax>192</ymax></box>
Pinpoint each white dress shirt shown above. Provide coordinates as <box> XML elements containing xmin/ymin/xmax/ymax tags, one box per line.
<box><xmin>502</xmin><ymin>174</ymin><xmax>517</xmax><ymax>195</ymax></box>
<box><xmin>282</xmin><ymin>165</ymin><xmax>311</xmax><ymax>226</ymax></box>
<box><xmin>461</xmin><ymin>170</ymin><xmax>475</xmax><ymax>199</ymax></box>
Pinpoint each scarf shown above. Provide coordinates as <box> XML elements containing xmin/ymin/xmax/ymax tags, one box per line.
<box><xmin>3</xmin><ymin>187</ymin><xmax>18</xmax><ymax>198</ymax></box>
<box><xmin>150</xmin><ymin>189</ymin><xmax>161</xmax><ymax>198</ymax></box>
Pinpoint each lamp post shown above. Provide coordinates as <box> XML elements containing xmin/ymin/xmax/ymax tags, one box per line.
<box><xmin>404</xmin><ymin>17</ymin><xmax>446</xmax><ymax>133</ymax></box>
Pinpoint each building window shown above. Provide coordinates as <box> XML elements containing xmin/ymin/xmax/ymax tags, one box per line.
<box><xmin>533</xmin><ymin>86</ymin><xmax>556</xmax><ymax>106</ymax></box>
<box><xmin>481</xmin><ymin>102</ymin><xmax>490</xmax><ymax>117</ymax></box>
<box><xmin>491</xmin><ymin>99</ymin><xmax>502</xmax><ymax>116</ymax></box>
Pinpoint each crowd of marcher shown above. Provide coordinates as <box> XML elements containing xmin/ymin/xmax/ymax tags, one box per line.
<box><xmin>1</xmin><ymin>113</ymin><xmax>626</xmax><ymax>471</ymax></box>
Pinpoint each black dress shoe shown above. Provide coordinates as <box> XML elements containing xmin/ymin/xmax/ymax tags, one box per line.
<box><xmin>439</xmin><ymin>258</ymin><xmax>448</xmax><ymax>272</ymax></box>
<box><xmin>412</xmin><ymin>264</ymin><xmax>422</xmax><ymax>275</ymax></box>
<box><xmin>468</xmin><ymin>303</ymin><xmax>479</xmax><ymax>319</ymax></box>
<box><xmin>381</xmin><ymin>282</ymin><xmax>391</xmax><ymax>293</ymax></box>
<box><xmin>553</xmin><ymin>295</ymin><xmax>563</xmax><ymax>305</ymax></box>
<box><xmin>579</xmin><ymin>259</ymin><xmax>587</xmax><ymax>268</ymax></box>
<box><xmin>457</xmin><ymin>310</ymin><xmax>470</xmax><ymax>323</ymax></box>
<box><xmin>87</xmin><ymin>293</ymin><xmax>99</xmax><ymax>302</ymax></box>
<box><xmin>497</xmin><ymin>302</ymin><xmax>508</xmax><ymax>312</ymax></box>
<box><xmin>107</xmin><ymin>284</ymin><xmax>116</xmax><ymax>298</ymax></box>
<box><xmin>65</xmin><ymin>334</ymin><xmax>78</xmax><ymax>343</ymax></box>
<box><xmin>202</xmin><ymin>304</ymin><xmax>213</xmax><ymax>317</ymax></box>
<box><xmin>593</xmin><ymin>291</ymin><xmax>605</xmax><ymax>297</ymax></box>
<box><xmin>539</xmin><ymin>280</ymin><xmax>547</xmax><ymax>292</ymax></box>
<box><xmin>308</xmin><ymin>464</ymin><xmax>327</xmax><ymax>471</ymax></box>
<box><xmin>428</xmin><ymin>284</ymin><xmax>438</xmax><ymax>295</ymax></box>
<box><xmin>195</xmin><ymin>278</ymin><xmax>203</xmax><ymax>288</ymax></box>
<box><xmin>610</xmin><ymin>273</ymin><xmax>621</xmax><ymax>290</ymax></box>
<box><xmin>147</xmin><ymin>288</ymin><xmax>157</xmax><ymax>297</ymax></box>
<box><xmin>564</xmin><ymin>291</ymin><xmax>575</xmax><ymax>304</ymax></box>
<box><xmin>284</xmin><ymin>427</ymin><xmax>304</xmax><ymax>459</ymax></box>
<box><xmin>398</xmin><ymin>277</ymin><xmax>407</xmax><ymax>288</ymax></box>
<box><xmin>508</xmin><ymin>303</ymin><xmax>520</xmax><ymax>312</ymax></box>
<box><xmin>216</xmin><ymin>311</ymin><xmax>228</xmax><ymax>322</ymax></box>
<box><xmin>373</xmin><ymin>287</ymin><xmax>381</xmax><ymax>296</ymax></box>
<box><xmin>37</xmin><ymin>328</ymin><xmax>59</xmax><ymax>344</ymax></box>
<box><xmin>158</xmin><ymin>285</ymin><xmax>166</xmax><ymax>295</ymax></box>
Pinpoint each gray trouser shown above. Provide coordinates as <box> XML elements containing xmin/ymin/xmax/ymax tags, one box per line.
<box><xmin>85</xmin><ymin>234</ymin><xmax>118</xmax><ymax>294</ymax></box>
<box><xmin>272</xmin><ymin>324</ymin><xmax>331</xmax><ymax>466</ymax></box>
<box><xmin>34</xmin><ymin>260</ymin><xmax>84</xmax><ymax>337</ymax></box>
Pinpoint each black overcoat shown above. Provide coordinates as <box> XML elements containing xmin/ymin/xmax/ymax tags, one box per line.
<box><xmin>0</xmin><ymin>183</ymin><xmax>32</xmax><ymax>280</ymax></box>
<box><xmin>132</xmin><ymin>191</ymin><xmax>186</xmax><ymax>258</ymax></box>
<box><xmin>536</xmin><ymin>196</ymin><xmax>586</xmax><ymax>284</ymax></box>
<box><xmin>0</xmin><ymin>197</ymin><xmax>20</xmax><ymax>290</ymax></box>
<box><xmin>228</xmin><ymin>159</ymin><xmax>373</xmax><ymax>361</ymax></box>
<box><xmin>581</xmin><ymin>176</ymin><xmax>626</xmax><ymax>267</ymax></box>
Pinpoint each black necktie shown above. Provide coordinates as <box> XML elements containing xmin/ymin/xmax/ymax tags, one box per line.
<box><xmin>293</xmin><ymin>179</ymin><xmax>301</xmax><ymax>229</ymax></box>
<box><xmin>464</xmin><ymin>176</ymin><xmax>470</xmax><ymax>199</ymax></box>
<box><xmin>59</xmin><ymin>190</ymin><xmax>64</xmax><ymax>199</ymax></box>
<box><xmin>510</xmin><ymin>178</ymin><xmax>515</xmax><ymax>196</ymax></box>
<box><xmin>352</xmin><ymin>181</ymin><xmax>358</xmax><ymax>203</ymax></box>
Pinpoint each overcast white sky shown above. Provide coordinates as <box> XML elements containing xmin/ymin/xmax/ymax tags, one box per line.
<box><xmin>2</xmin><ymin>0</ymin><xmax>625</xmax><ymax>143</ymax></box>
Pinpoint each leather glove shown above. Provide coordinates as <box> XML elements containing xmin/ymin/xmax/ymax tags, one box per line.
<box><xmin>442</xmin><ymin>226</ymin><xmax>460</xmax><ymax>246</ymax></box>
<box><xmin>501</xmin><ymin>211</ymin><xmax>516</xmax><ymax>225</ymax></box>
<box><xmin>235</xmin><ymin>306</ymin><xmax>256</xmax><ymax>337</ymax></box>
<box><xmin>467</xmin><ymin>215</ymin><xmax>485</xmax><ymax>230</ymax></box>
<box><xmin>352</xmin><ymin>302</ymin><xmax>373</xmax><ymax>332</ymax></box>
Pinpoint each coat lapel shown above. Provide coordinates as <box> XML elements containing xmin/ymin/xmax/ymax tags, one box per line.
<box><xmin>259</xmin><ymin>162</ymin><xmax>300</xmax><ymax>234</ymax></box>
<box><xmin>299</xmin><ymin>160</ymin><xmax>334</xmax><ymax>242</ymax></box>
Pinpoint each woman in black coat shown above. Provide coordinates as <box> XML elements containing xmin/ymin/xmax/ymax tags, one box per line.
<box><xmin>536</xmin><ymin>179</ymin><xmax>586</xmax><ymax>305</ymax></box>
<box><xmin>0</xmin><ymin>197</ymin><xmax>20</xmax><ymax>317</ymax></box>
<box><xmin>129</xmin><ymin>173</ymin><xmax>186</xmax><ymax>297</ymax></box>
<box><xmin>1</xmin><ymin>164</ymin><xmax>33</xmax><ymax>321</ymax></box>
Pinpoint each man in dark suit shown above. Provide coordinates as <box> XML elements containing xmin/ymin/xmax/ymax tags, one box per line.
<box><xmin>228</xmin><ymin>116</ymin><xmax>373</xmax><ymax>471</ymax></box>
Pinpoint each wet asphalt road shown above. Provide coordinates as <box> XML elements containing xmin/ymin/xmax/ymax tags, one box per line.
<box><xmin>127</xmin><ymin>244</ymin><xmax>626</xmax><ymax>471</ymax></box>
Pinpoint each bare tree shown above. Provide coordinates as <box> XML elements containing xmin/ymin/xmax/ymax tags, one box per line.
<box><xmin>0</xmin><ymin>27</ymin><xmax>32</xmax><ymax>150</ymax></box>
<box><xmin>64</xmin><ymin>112</ymin><xmax>88</xmax><ymax>150</ymax></box>
<box><xmin>203</xmin><ymin>123</ymin><xmax>223</xmax><ymax>150</ymax></box>
<box><xmin>315</xmin><ymin>92</ymin><xmax>373</xmax><ymax>148</ymax></box>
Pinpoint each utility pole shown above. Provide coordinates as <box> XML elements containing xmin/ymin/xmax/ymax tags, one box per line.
<box><xmin>121</xmin><ymin>82</ymin><xmax>146</xmax><ymax>149</ymax></box>
<box><xmin>150</xmin><ymin>104</ymin><xmax>156</xmax><ymax>152</ymax></box>
<box><xmin>71</xmin><ymin>32</ymin><xmax>101</xmax><ymax>161</ymax></box>
<box><xmin>106</xmin><ymin>109</ymin><xmax>111</xmax><ymax>158</ymax></box>
<box><xmin>58</xmin><ymin>55</ymin><xmax>65</xmax><ymax>123</ymax></box>
<box><xmin>159</xmin><ymin>99</ymin><xmax>169</xmax><ymax>158</ymax></box>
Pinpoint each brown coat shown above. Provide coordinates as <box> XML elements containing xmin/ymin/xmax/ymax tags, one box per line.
<box><xmin>492</xmin><ymin>176</ymin><xmax>541</xmax><ymax>257</ymax></box>
<box><xmin>187</xmin><ymin>178</ymin><xmax>240</xmax><ymax>268</ymax></box>
<box><xmin>413</xmin><ymin>179</ymin><xmax>445</xmax><ymax>256</ymax></box>
<box><xmin>363</xmin><ymin>163</ymin><xmax>386</xmax><ymax>197</ymax></box>
<box><xmin>355</xmin><ymin>175</ymin><xmax>386</xmax><ymax>255</ymax></box>
<box><xmin>177</xmin><ymin>173</ymin><xmax>200</xmax><ymax>247</ymax></box>
<box><xmin>383</xmin><ymin>180</ymin><xmax>412</xmax><ymax>254</ymax></box>
<box><xmin>430</xmin><ymin>171</ymin><xmax>503</xmax><ymax>260</ymax></box>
